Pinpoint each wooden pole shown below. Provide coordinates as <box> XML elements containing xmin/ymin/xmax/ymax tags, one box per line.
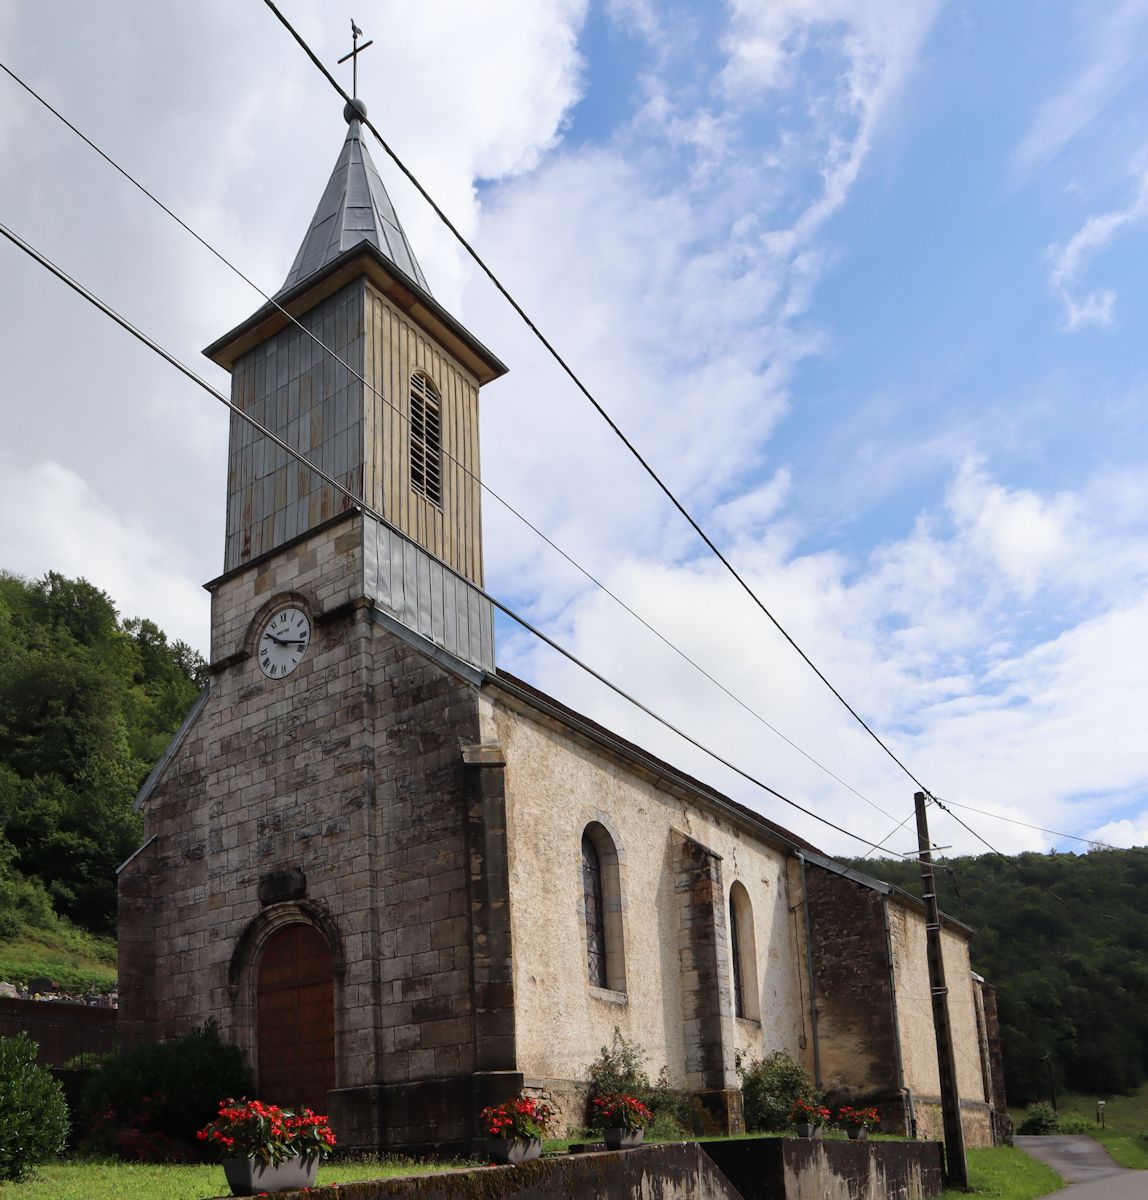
<box><xmin>915</xmin><ymin>791</ymin><xmax>969</xmax><ymax>1189</ymax></box>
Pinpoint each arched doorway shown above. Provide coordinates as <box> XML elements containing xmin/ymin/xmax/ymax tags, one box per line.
<box><xmin>256</xmin><ymin>923</ymin><xmax>335</xmax><ymax>1112</ymax></box>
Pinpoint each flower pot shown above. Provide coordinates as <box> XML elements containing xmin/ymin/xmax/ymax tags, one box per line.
<box><xmin>223</xmin><ymin>1154</ymin><xmax>319</xmax><ymax>1196</ymax></box>
<box><xmin>794</xmin><ymin>1123</ymin><xmax>816</xmax><ymax>1138</ymax></box>
<box><xmin>487</xmin><ymin>1137</ymin><xmax>542</xmax><ymax>1164</ymax></box>
<box><xmin>847</xmin><ymin>1126</ymin><xmax>869</xmax><ymax>1141</ymax></box>
<box><xmin>603</xmin><ymin>1127</ymin><xmax>645</xmax><ymax>1150</ymax></box>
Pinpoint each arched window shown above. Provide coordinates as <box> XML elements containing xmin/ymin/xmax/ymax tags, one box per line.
<box><xmin>409</xmin><ymin>371</ymin><xmax>442</xmax><ymax>505</ymax></box>
<box><xmin>582</xmin><ymin>833</ymin><xmax>607</xmax><ymax>987</ymax></box>
<box><xmin>729</xmin><ymin>881</ymin><xmax>760</xmax><ymax>1021</ymax></box>
<box><xmin>581</xmin><ymin>822</ymin><xmax>626</xmax><ymax>992</ymax></box>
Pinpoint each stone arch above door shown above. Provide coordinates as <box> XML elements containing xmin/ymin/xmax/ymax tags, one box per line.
<box><xmin>228</xmin><ymin>902</ymin><xmax>345</xmax><ymax>1112</ymax></box>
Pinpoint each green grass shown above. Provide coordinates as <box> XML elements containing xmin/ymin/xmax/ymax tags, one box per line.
<box><xmin>0</xmin><ymin>1155</ymin><xmax>479</xmax><ymax>1199</ymax></box>
<box><xmin>1012</xmin><ymin>1084</ymin><xmax>1148</xmax><ymax>1170</ymax></box>
<box><xmin>1090</xmin><ymin>1130</ymin><xmax>1148</xmax><ymax>1170</ymax></box>
<box><xmin>941</xmin><ymin>1146</ymin><xmax>1063</xmax><ymax>1199</ymax></box>
<box><xmin>0</xmin><ymin>926</ymin><xmax>118</xmax><ymax>993</ymax></box>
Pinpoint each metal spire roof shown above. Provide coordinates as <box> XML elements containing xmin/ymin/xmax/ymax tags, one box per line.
<box><xmin>279</xmin><ymin>100</ymin><xmax>430</xmax><ymax>296</ymax></box>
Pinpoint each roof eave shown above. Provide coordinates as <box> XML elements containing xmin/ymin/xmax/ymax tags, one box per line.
<box><xmin>202</xmin><ymin>243</ymin><xmax>508</xmax><ymax>386</ymax></box>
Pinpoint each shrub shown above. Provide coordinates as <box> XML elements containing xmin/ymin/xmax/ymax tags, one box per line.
<box><xmin>738</xmin><ymin>1050</ymin><xmax>819</xmax><ymax>1132</ymax></box>
<box><xmin>584</xmin><ymin>1028</ymin><xmax>690</xmax><ymax>1134</ymax></box>
<box><xmin>82</xmin><ymin>1020</ymin><xmax>251</xmax><ymax>1160</ymax></box>
<box><xmin>1017</xmin><ymin>1101</ymin><xmax>1060</xmax><ymax>1135</ymax></box>
<box><xmin>1058</xmin><ymin>1116</ymin><xmax>1092</xmax><ymax>1134</ymax></box>
<box><xmin>587</xmin><ymin>1027</ymin><xmax>650</xmax><ymax>1099</ymax></box>
<box><xmin>0</xmin><ymin>1032</ymin><xmax>70</xmax><ymax>1182</ymax></box>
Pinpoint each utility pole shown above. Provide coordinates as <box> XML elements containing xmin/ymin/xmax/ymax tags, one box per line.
<box><xmin>915</xmin><ymin>791</ymin><xmax>969</xmax><ymax>1190</ymax></box>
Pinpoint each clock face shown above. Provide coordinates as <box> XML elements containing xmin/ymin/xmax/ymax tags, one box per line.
<box><xmin>258</xmin><ymin>607</ymin><xmax>311</xmax><ymax>679</ymax></box>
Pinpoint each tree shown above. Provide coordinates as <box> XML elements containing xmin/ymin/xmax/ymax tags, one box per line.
<box><xmin>0</xmin><ymin>572</ymin><xmax>205</xmax><ymax>936</ymax></box>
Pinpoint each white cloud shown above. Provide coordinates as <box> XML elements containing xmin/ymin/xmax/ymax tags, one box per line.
<box><xmin>720</xmin><ymin>0</ymin><xmax>943</xmax><ymax>241</ymax></box>
<box><xmin>1012</xmin><ymin>0</ymin><xmax>1148</xmax><ymax>179</ymax></box>
<box><xmin>3</xmin><ymin>3</ymin><xmax>1146</xmax><ymax>867</ymax></box>
<box><xmin>504</xmin><ymin>458</ymin><xmax>1148</xmax><ymax>858</ymax></box>
<box><xmin>1088</xmin><ymin>812</ymin><xmax>1148</xmax><ymax>849</ymax></box>
<box><xmin>1048</xmin><ymin>167</ymin><xmax>1148</xmax><ymax>330</ymax></box>
<box><xmin>0</xmin><ymin>460</ymin><xmax>209</xmax><ymax>651</ymax></box>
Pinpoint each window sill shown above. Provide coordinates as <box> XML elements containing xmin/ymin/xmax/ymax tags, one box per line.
<box><xmin>589</xmin><ymin>986</ymin><xmax>628</xmax><ymax>1006</ymax></box>
<box><xmin>736</xmin><ymin>1016</ymin><xmax>762</xmax><ymax>1029</ymax></box>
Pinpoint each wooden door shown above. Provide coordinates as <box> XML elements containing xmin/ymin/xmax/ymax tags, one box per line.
<box><xmin>256</xmin><ymin>924</ymin><xmax>335</xmax><ymax>1113</ymax></box>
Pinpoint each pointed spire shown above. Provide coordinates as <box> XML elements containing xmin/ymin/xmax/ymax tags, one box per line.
<box><xmin>279</xmin><ymin>100</ymin><xmax>431</xmax><ymax>296</ymax></box>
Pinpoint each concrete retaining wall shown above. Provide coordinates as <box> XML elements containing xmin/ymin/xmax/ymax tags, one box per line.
<box><xmin>703</xmin><ymin>1138</ymin><xmax>945</xmax><ymax>1200</ymax></box>
<box><xmin>206</xmin><ymin>1139</ymin><xmax>944</xmax><ymax>1200</ymax></box>
<box><xmin>209</xmin><ymin>1143</ymin><xmax>739</xmax><ymax>1199</ymax></box>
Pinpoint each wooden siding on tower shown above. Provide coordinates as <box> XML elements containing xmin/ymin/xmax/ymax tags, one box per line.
<box><xmin>364</xmin><ymin>283</ymin><xmax>483</xmax><ymax>586</ymax></box>
<box><xmin>224</xmin><ymin>287</ymin><xmax>366</xmax><ymax>571</ymax></box>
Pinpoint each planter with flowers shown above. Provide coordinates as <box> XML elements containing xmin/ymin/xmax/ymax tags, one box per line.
<box><xmin>479</xmin><ymin>1094</ymin><xmax>555</xmax><ymax>1164</ymax></box>
<box><xmin>789</xmin><ymin>1098</ymin><xmax>831</xmax><ymax>1138</ymax></box>
<box><xmin>197</xmin><ymin>1098</ymin><xmax>337</xmax><ymax>1196</ymax></box>
<box><xmin>590</xmin><ymin>1094</ymin><xmax>654</xmax><ymax>1150</ymax></box>
<box><xmin>836</xmin><ymin>1105</ymin><xmax>881</xmax><ymax>1141</ymax></box>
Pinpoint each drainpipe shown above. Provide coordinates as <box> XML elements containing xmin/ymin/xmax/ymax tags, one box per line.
<box><xmin>795</xmin><ymin>853</ymin><xmax>822</xmax><ymax>1089</ymax></box>
<box><xmin>882</xmin><ymin>894</ymin><xmax>914</xmax><ymax>1136</ymax></box>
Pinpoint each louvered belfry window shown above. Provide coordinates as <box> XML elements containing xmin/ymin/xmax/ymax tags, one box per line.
<box><xmin>409</xmin><ymin>371</ymin><xmax>443</xmax><ymax>505</ymax></box>
<box><xmin>582</xmin><ymin>832</ymin><xmax>608</xmax><ymax>988</ymax></box>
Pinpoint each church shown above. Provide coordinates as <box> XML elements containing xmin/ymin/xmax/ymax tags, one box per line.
<box><xmin>117</xmin><ymin>97</ymin><xmax>1008</xmax><ymax>1156</ymax></box>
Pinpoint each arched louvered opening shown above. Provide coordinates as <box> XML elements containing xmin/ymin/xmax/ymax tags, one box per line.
<box><xmin>581</xmin><ymin>822</ymin><xmax>626</xmax><ymax>992</ymax></box>
<box><xmin>729</xmin><ymin>880</ymin><xmax>760</xmax><ymax>1021</ymax></box>
<box><xmin>409</xmin><ymin>371</ymin><xmax>443</xmax><ymax>506</ymax></box>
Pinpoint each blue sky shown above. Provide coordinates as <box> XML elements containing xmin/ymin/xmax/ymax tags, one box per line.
<box><xmin>1</xmin><ymin>1</ymin><xmax>1146</xmax><ymax>856</ymax></box>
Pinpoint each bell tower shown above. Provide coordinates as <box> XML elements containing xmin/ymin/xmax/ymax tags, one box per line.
<box><xmin>203</xmin><ymin>98</ymin><xmax>505</xmax><ymax>666</ymax></box>
<box><xmin>120</xmin><ymin>93</ymin><xmax>519</xmax><ymax>1154</ymax></box>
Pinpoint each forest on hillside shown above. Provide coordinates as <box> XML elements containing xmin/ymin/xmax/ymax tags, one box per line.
<box><xmin>853</xmin><ymin>847</ymin><xmax>1148</xmax><ymax>1104</ymax></box>
<box><xmin>0</xmin><ymin>572</ymin><xmax>205</xmax><ymax>939</ymax></box>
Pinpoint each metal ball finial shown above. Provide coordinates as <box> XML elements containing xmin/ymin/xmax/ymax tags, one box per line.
<box><xmin>344</xmin><ymin>97</ymin><xmax>368</xmax><ymax>124</ymax></box>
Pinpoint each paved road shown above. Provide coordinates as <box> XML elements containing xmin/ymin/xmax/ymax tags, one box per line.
<box><xmin>1015</xmin><ymin>1134</ymin><xmax>1145</xmax><ymax>1198</ymax></box>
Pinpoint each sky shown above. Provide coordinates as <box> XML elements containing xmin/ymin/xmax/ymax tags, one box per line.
<box><xmin>1</xmin><ymin>1</ymin><xmax>1147</xmax><ymax>861</ymax></box>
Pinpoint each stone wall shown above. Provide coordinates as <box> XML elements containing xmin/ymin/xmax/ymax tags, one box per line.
<box><xmin>119</xmin><ymin>511</ymin><xmax>505</xmax><ymax>1152</ymax></box>
<box><xmin>888</xmin><ymin>904</ymin><xmax>994</xmax><ymax>1147</ymax></box>
<box><xmin>788</xmin><ymin>860</ymin><xmax>902</xmax><ymax>1105</ymax></box>
<box><xmin>978</xmin><ymin>982</ymin><xmax>1012</xmax><ymax>1142</ymax></box>
<box><xmin>489</xmin><ymin>679</ymin><xmax>804</xmax><ymax>1132</ymax></box>
<box><xmin>0</xmin><ymin>999</ymin><xmax>116</xmax><ymax>1066</ymax></box>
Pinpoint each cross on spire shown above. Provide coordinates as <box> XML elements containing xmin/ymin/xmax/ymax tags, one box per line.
<box><xmin>337</xmin><ymin>18</ymin><xmax>373</xmax><ymax>98</ymax></box>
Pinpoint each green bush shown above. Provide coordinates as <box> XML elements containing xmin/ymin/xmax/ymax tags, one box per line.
<box><xmin>1017</xmin><ymin>1101</ymin><xmax>1060</xmax><ymax>1135</ymax></box>
<box><xmin>0</xmin><ymin>1032</ymin><xmax>70</xmax><ymax>1182</ymax></box>
<box><xmin>738</xmin><ymin>1050</ymin><xmax>819</xmax><ymax>1131</ymax></box>
<box><xmin>1058</xmin><ymin>1116</ymin><xmax>1092</xmax><ymax>1134</ymax></box>
<box><xmin>81</xmin><ymin>1020</ymin><xmax>251</xmax><ymax>1160</ymax></box>
<box><xmin>584</xmin><ymin>1028</ymin><xmax>690</xmax><ymax>1133</ymax></box>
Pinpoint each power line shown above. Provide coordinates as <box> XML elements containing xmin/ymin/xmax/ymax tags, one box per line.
<box><xmin>928</xmin><ymin>796</ymin><xmax>1089</xmax><ymax>918</ymax></box>
<box><xmin>937</xmin><ymin>797</ymin><xmax>1136</xmax><ymax>853</ymax></box>
<box><xmin>0</xmin><ymin>58</ymin><xmax>901</xmax><ymax>828</ymax></box>
<box><xmin>857</xmin><ymin>804</ymin><xmax>920</xmax><ymax>862</ymax></box>
<box><xmin>259</xmin><ymin>0</ymin><xmax>933</xmax><ymax>797</ymax></box>
<box><xmin>0</xmin><ymin>216</ymin><xmax>910</xmax><ymax>859</ymax></box>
